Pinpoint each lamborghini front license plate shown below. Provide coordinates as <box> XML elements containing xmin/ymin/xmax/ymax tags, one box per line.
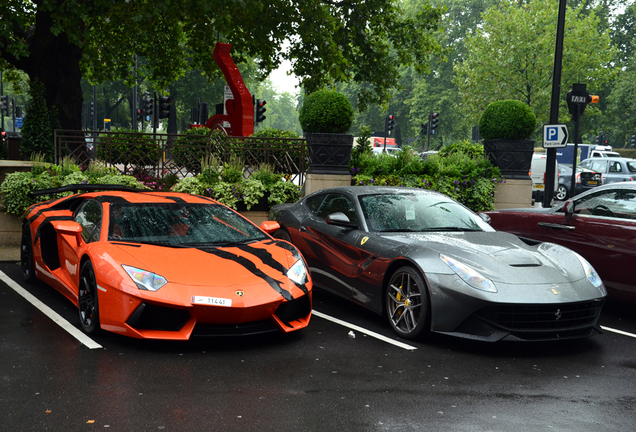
<box><xmin>191</xmin><ymin>296</ymin><xmax>233</xmax><ymax>307</ymax></box>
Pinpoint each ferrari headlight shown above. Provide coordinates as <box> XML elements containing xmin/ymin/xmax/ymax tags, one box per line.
<box><xmin>122</xmin><ymin>265</ymin><xmax>168</xmax><ymax>291</ymax></box>
<box><xmin>440</xmin><ymin>254</ymin><xmax>497</xmax><ymax>293</ymax></box>
<box><xmin>574</xmin><ymin>254</ymin><xmax>604</xmax><ymax>291</ymax></box>
<box><xmin>287</xmin><ymin>259</ymin><xmax>308</xmax><ymax>285</ymax></box>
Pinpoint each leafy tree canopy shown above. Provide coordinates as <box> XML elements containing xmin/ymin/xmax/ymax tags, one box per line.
<box><xmin>453</xmin><ymin>0</ymin><xmax>615</xmax><ymax>131</ymax></box>
<box><xmin>0</xmin><ymin>0</ymin><xmax>444</xmax><ymax>131</ymax></box>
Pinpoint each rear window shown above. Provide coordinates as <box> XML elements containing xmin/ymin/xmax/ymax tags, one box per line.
<box><xmin>627</xmin><ymin>161</ymin><xmax>636</xmax><ymax>173</ymax></box>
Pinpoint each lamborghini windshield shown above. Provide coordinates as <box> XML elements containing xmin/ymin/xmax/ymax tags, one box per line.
<box><xmin>108</xmin><ymin>203</ymin><xmax>268</xmax><ymax>245</ymax></box>
<box><xmin>359</xmin><ymin>192</ymin><xmax>493</xmax><ymax>233</ymax></box>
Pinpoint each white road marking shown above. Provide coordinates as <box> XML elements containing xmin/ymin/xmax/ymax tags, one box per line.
<box><xmin>601</xmin><ymin>325</ymin><xmax>636</xmax><ymax>339</ymax></box>
<box><xmin>312</xmin><ymin>309</ymin><xmax>418</xmax><ymax>351</ymax></box>
<box><xmin>0</xmin><ymin>270</ymin><xmax>103</xmax><ymax>350</ymax></box>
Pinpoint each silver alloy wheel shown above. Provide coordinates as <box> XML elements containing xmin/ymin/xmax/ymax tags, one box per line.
<box><xmin>386</xmin><ymin>266</ymin><xmax>428</xmax><ymax>339</ymax></box>
<box><xmin>555</xmin><ymin>184</ymin><xmax>569</xmax><ymax>201</ymax></box>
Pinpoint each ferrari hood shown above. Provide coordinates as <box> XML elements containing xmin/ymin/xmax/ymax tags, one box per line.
<box><xmin>107</xmin><ymin>241</ymin><xmax>299</xmax><ymax>288</ymax></box>
<box><xmin>382</xmin><ymin>231</ymin><xmax>587</xmax><ymax>285</ymax></box>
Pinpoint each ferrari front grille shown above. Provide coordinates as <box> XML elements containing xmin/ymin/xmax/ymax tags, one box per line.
<box><xmin>475</xmin><ymin>299</ymin><xmax>605</xmax><ymax>332</ymax></box>
<box><xmin>126</xmin><ymin>303</ymin><xmax>190</xmax><ymax>331</ymax></box>
<box><xmin>275</xmin><ymin>294</ymin><xmax>312</xmax><ymax>326</ymax></box>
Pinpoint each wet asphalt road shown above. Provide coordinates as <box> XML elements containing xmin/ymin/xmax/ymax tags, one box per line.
<box><xmin>1</xmin><ymin>260</ymin><xmax>636</xmax><ymax>432</ymax></box>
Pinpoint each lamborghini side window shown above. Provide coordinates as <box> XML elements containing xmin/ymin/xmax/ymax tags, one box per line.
<box><xmin>75</xmin><ymin>200</ymin><xmax>103</xmax><ymax>243</ymax></box>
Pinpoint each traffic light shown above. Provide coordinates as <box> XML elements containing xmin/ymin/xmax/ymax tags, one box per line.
<box><xmin>136</xmin><ymin>109</ymin><xmax>143</xmax><ymax>123</ymax></box>
<box><xmin>255</xmin><ymin>99</ymin><xmax>267</xmax><ymax>123</ymax></box>
<box><xmin>158</xmin><ymin>96</ymin><xmax>171</xmax><ymax>119</ymax></box>
<box><xmin>421</xmin><ymin>122</ymin><xmax>428</xmax><ymax>136</ymax></box>
<box><xmin>430</xmin><ymin>112</ymin><xmax>439</xmax><ymax>134</ymax></box>
<box><xmin>143</xmin><ymin>97</ymin><xmax>154</xmax><ymax>118</ymax></box>
<box><xmin>386</xmin><ymin>115</ymin><xmax>396</xmax><ymax>135</ymax></box>
<box><xmin>0</xmin><ymin>95</ymin><xmax>9</xmax><ymax>115</ymax></box>
<box><xmin>630</xmin><ymin>135</ymin><xmax>636</xmax><ymax>149</ymax></box>
<box><xmin>89</xmin><ymin>101</ymin><xmax>95</xmax><ymax>121</ymax></box>
<box><xmin>595</xmin><ymin>134</ymin><xmax>602</xmax><ymax>145</ymax></box>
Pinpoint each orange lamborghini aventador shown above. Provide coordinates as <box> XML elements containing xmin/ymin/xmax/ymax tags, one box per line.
<box><xmin>20</xmin><ymin>185</ymin><xmax>312</xmax><ymax>340</ymax></box>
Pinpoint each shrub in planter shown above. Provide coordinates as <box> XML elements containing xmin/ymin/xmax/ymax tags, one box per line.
<box><xmin>299</xmin><ymin>90</ymin><xmax>355</xmax><ymax>174</ymax></box>
<box><xmin>350</xmin><ymin>140</ymin><xmax>502</xmax><ymax>213</ymax></box>
<box><xmin>299</xmin><ymin>90</ymin><xmax>354</xmax><ymax>134</ymax></box>
<box><xmin>1</xmin><ymin>159</ymin><xmax>146</xmax><ymax>216</ymax></box>
<box><xmin>478</xmin><ymin>100</ymin><xmax>536</xmax><ymax>140</ymax></box>
<box><xmin>478</xmin><ymin>100</ymin><xmax>537</xmax><ymax>180</ymax></box>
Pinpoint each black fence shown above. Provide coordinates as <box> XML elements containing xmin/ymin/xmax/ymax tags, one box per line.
<box><xmin>54</xmin><ymin>128</ymin><xmax>308</xmax><ymax>186</ymax></box>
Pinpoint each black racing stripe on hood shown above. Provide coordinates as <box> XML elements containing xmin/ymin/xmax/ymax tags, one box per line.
<box><xmin>202</xmin><ymin>248</ymin><xmax>292</xmax><ymax>301</ymax></box>
<box><xmin>96</xmin><ymin>196</ymin><xmax>131</xmax><ymax>204</ymax></box>
<box><xmin>235</xmin><ymin>244</ymin><xmax>309</xmax><ymax>294</ymax></box>
<box><xmin>34</xmin><ymin>216</ymin><xmax>74</xmax><ymax>244</ymax></box>
<box><xmin>272</xmin><ymin>239</ymin><xmax>303</xmax><ymax>262</ymax></box>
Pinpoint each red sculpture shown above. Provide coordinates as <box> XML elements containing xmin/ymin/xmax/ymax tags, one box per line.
<box><xmin>205</xmin><ymin>43</ymin><xmax>254</xmax><ymax>137</ymax></box>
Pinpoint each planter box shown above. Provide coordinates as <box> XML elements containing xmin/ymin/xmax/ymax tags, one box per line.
<box><xmin>483</xmin><ymin>139</ymin><xmax>534</xmax><ymax>180</ymax></box>
<box><xmin>306</xmin><ymin>133</ymin><xmax>354</xmax><ymax>175</ymax></box>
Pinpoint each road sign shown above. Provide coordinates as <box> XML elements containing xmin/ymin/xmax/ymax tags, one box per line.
<box><xmin>15</xmin><ymin>117</ymin><xmax>23</xmax><ymax>129</ymax></box>
<box><xmin>543</xmin><ymin>124</ymin><xmax>568</xmax><ymax>148</ymax></box>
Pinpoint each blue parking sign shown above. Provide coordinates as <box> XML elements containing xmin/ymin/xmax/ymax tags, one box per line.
<box><xmin>543</xmin><ymin>124</ymin><xmax>568</xmax><ymax>148</ymax></box>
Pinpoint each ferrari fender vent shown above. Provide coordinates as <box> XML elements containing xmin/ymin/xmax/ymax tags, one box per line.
<box><xmin>126</xmin><ymin>303</ymin><xmax>190</xmax><ymax>331</ymax></box>
<box><xmin>275</xmin><ymin>294</ymin><xmax>312</xmax><ymax>326</ymax></box>
<box><xmin>475</xmin><ymin>300</ymin><xmax>604</xmax><ymax>332</ymax></box>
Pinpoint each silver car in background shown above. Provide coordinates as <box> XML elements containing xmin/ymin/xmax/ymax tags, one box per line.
<box><xmin>578</xmin><ymin>157</ymin><xmax>636</xmax><ymax>184</ymax></box>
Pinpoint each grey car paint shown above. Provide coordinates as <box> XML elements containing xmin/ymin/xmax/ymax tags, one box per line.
<box><xmin>270</xmin><ymin>186</ymin><xmax>607</xmax><ymax>342</ymax></box>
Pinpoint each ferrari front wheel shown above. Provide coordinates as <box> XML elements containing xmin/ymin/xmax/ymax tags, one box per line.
<box><xmin>21</xmin><ymin>223</ymin><xmax>37</xmax><ymax>284</ymax></box>
<box><xmin>386</xmin><ymin>266</ymin><xmax>429</xmax><ymax>340</ymax></box>
<box><xmin>78</xmin><ymin>261</ymin><xmax>101</xmax><ymax>334</ymax></box>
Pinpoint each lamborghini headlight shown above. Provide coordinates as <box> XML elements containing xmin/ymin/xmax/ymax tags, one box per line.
<box><xmin>287</xmin><ymin>259</ymin><xmax>308</xmax><ymax>285</ymax></box>
<box><xmin>574</xmin><ymin>253</ymin><xmax>605</xmax><ymax>292</ymax></box>
<box><xmin>440</xmin><ymin>254</ymin><xmax>497</xmax><ymax>293</ymax></box>
<box><xmin>123</xmin><ymin>265</ymin><xmax>168</xmax><ymax>291</ymax></box>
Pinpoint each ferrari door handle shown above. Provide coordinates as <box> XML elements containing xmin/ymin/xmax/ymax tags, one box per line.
<box><xmin>537</xmin><ymin>222</ymin><xmax>575</xmax><ymax>231</ymax></box>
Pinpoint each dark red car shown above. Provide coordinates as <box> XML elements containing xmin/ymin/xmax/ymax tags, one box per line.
<box><xmin>483</xmin><ymin>182</ymin><xmax>636</xmax><ymax>302</ymax></box>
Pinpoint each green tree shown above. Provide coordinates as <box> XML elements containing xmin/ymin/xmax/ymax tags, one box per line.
<box><xmin>0</xmin><ymin>0</ymin><xmax>443</xmax><ymax>134</ymax></box>
<box><xmin>20</xmin><ymin>81</ymin><xmax>60</xmax><ymax>162</ymax></box>
<box><xmin>454</xmin><ymin>0</ymin><xmax>615</xmax><ymax>135</ymax></box>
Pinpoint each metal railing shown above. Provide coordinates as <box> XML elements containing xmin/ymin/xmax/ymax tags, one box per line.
<box><xmin>54</xmin><ymin>128</ymin><xmax>308</xmax><ymax>186</ymax></box>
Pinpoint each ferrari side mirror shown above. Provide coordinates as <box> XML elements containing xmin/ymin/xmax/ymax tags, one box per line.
<box><xmin>326</xmin><ymin>212</ymin><xmax>357</xmax><ymax>228</ymax></box>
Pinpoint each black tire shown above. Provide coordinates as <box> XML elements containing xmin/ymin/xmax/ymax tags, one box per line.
<box><xmin>273</xmin><ymin>229</ymin><xmax>292</xmax><ymax>242</ymax></box>
<box><xmin>555</xmin><ymin>184</ymin><xmax>569</xmax><ymax>201</ymax></box>
<box><xmin>21</xmin><ymin>223</ymin><xmax>37</xmax><ymax>284</ymax></box>
<box><xmin>385</xmin><ymin>266</ymin><xmax>429</xmax><ymax>340</ymax></box>
<box><xmin>78</xmin><ymin>261</ymin><xmax>100</xmax><ymax>334</ymax></box>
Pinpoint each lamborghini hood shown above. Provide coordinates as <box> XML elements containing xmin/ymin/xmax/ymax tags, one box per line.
<box><xmin>107</xmin><ymin>241</ymin><xmax>299</xmax><ymax>288</ymax></box>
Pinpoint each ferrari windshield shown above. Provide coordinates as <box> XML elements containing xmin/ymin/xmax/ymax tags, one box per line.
<box><xmin>108</xmin><ymin>203</ymin><xmax>268</xmax><ymax>245</ymax></box>
<box><xmin>359</xmin><ymin>192</ymin><xmax>493</xmax><ymax>233</ymax></box>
